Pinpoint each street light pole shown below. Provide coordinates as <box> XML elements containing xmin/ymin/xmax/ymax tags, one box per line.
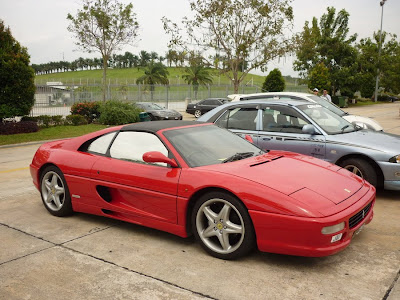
<box><xmin>374</xmin><ymin>0</ymin><xmax>387</xmax><ymax>102</ymax></box>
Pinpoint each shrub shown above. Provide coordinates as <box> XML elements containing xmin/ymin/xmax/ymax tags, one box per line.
<box><xmin>262</xmin><ymin>68</ymin><xmax>285</xmax><ymax>92</ymax></box>
<box><xmin>51</xmin><ymin>115</ymin><xmax>64</xmax><ymax>126</ymax></box>
<box><xmin>0</xmin><ymin>121</ymin><xmax>39</xmax><ymax>135</ymax></box>
<box><xmin>71</xmin><ymin>101</ymin><xmax>100</xmax><ymax>123</ymax></box>
<box><xmin>36</xmin><ymin>115</ymin><xmax>52</xmax><ymax>127</ymax></box>
<box><xmin>21</xmin><ymin>116</ymin><xmax>37</xmax><ymax>122</ymax></box>
<box><xmin>65</xmin><ymin>114</ymin><xmax>88</xmax><ymax>126</ymax></box>
<box><xmin>99</xmin><ymin>100</ymin><xmax>141</xmax><ymax>125</ymax></box>
<box><xmin>22</xmin><ymin>115</ymin><xmax>65</xmax><ymax>127</ymax></box>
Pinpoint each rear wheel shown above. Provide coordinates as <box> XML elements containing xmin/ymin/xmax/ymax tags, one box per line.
<box><xmin>194</xmin><ymin>109</ymin><xmax>202</xmax><ymax>118</ymax></box>
<box><xmin>340</xmin><ymin>158</ymin><xmax>378</xmax><ymax>187</ymax></box>
<box><xmin>40</xmin><ymin>166</ymin><xmax>73</xmax><ymax>216</ymax></box>
<box><xmin>192</xmin><ymin>192</ymin><xmax>255</xmax><ymax>260</ymax></box>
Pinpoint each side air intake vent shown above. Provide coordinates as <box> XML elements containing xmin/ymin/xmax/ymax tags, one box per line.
<box><xmin>96</xmin><ymin>186</ymin><xmax>112</xmax><ymax>203</ymax></box>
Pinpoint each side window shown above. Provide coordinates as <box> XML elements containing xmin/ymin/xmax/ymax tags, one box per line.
<box><xmin>109</xmin><ymin>132</ymin><xmax>169</xmax><ymax>166</ymax></box>
<box><xmin>215</xmin><ymin>107</ymin><xmax>258</xmax><ymax>131</ymax></box>
<box><xmin>87</xmin><ymin>132</ymin><xmax>117</xmax><ymax>155</ymax></box>
<box><xmin>202</xmin><ymin>100</ymin><xmax>211</xmax><ymax>105</ymax></box>
<box><xmin>262</xmin><ymin>106</ymin><xmax>308</xmax><ymax>133</ymax></box>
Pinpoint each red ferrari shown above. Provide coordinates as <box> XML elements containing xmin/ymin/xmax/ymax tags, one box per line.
<box><xmin>30</xmin><ymin>121</ymin><xmax>375</xmax><ymax>259</ymax></box>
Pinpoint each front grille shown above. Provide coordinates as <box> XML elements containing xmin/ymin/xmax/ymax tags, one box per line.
<box><xmin>349</xmin><ymin>202</ymin><xmax>372</xmax><ymax>229</ymax></box>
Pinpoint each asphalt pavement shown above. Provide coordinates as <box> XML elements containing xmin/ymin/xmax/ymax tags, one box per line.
<box><xmin>0</xmin><ymin>102</ymin><xmax>399</xmax><ymax>300</ymax></box>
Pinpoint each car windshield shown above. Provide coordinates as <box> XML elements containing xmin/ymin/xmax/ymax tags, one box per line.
<box><xmin>306</xmin><ymin>95</ymin><xmax>346</xmax><ymax>117</ymax></box>
<box><xmin>164</xmin><ymin>125</ymin><xmax>264</xmax><ymax>167</ymax></box>
<box><xmin>138</xmin><ymin>103</ymin><xmax>163</xmax><ymax>110</ymax></box>
<box><xmin>298</xmin><ymin>104</ymin><xmax>356</xmax><ymax>135</ymax></box>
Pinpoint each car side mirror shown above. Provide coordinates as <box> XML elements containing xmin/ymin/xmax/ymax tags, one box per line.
<box><xmin>352</xmin><ymin>121</ymin><xmax>367</xmax><ymax>129</ymax></box>
<box><xmin>142</xmin><ymin>151</ymin><xmax>178</xmax><ymax>167</ymax></box>
<box><xmin>302</xmin><ymin>124</ymin><xmax>318</xmax><ymax>135</ymax></box>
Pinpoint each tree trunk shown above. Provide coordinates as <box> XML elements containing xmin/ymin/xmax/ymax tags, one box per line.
<box><xmin>102</xmin><ymin>56</ymin><xmax>108</xmax><ymax>102</ymax></box>
<box><xmin>233</xmin><ymin>79</ymin><xmax>240</xmax><ymax>94</ymax></box>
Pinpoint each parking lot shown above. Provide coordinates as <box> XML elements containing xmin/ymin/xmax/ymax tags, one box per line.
<box><xmin>0</xmin><ymin>102</ymin><xmax>399</xmax><ymax>299</ymax></box>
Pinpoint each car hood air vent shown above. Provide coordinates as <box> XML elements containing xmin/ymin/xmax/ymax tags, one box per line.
<box><xmin>250</xmin><ymin>156</ymin><xmax>283</xmax><ymax>167</ymax></box>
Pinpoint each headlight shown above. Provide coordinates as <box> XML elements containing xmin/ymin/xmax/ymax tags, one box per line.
<box><xmin>321</xmin><ymin>222</ymin><xmax>345</xmax><ymax>234</ymax></box>
<box><xmin>389</xmin><ymin>155</ymin><xmax>400</xmax><ymax>163</ymax></box>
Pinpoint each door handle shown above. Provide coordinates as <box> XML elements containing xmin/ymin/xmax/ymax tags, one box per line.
<box><xmin>262</xmin><ymin>137</ymin><xmax>272</xmax><ymax>141</ymax></box>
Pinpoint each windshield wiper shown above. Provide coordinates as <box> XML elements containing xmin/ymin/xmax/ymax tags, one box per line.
<box><xmin>222</xmin><ymin>152</ymin><xmax>255</xmax><ymax>163</ymax></box>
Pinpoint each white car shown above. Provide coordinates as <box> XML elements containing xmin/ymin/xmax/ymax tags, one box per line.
<box><xmin>227</xmin><ymin>92</ymin><xmax>383</xmax><ymax>131</ymax></box>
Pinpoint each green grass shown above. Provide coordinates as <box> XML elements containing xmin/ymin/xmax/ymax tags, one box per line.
<box><xmin>34</xmin><ymin>67</ymin><xmax>304</xmax><ymax>88</ymax></box>
<box><xmin>35</xmin><ymin>67</ymin><xmax>267</xmax><ymax>86</ymax></box>
<box><xmin>0</xmin><ymin>124</ymin><xmax>107</xmax><ymax>146</ymax></box>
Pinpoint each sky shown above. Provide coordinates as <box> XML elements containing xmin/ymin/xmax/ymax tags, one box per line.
<box><xmin>1</xmin><ymin>0</ymin><xmax>399</xmax><ymax>76</ymax></box>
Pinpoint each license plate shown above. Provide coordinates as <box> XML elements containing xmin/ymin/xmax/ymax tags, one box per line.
<box><xmin>354</xmin><ymin>224</ymin><xmax>365</xmax><ymax>235</ymax></box>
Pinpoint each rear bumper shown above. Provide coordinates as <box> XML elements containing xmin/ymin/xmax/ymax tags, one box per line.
<box><xmin>249</xmin><ymin>186</ymin><xmax>375</xmax><ymax>257</ymax></box>
<box><xmin>30</xmin><ymin>164</ymin><xmax>40</xmax><ymax>190</ymax></box>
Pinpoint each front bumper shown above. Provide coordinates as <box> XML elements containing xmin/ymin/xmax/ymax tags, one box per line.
<box><xmin>384</xmin><ymin>180</ymin><xmax>400</xmax><ymax>190</ymax></box>
<box><xmin>378</xmin><ymin>161</ymin><xmax>400</xmax><ymax>190</ymax></box>
<box><xmin>249</xmin><ymin>186</ymin><xmax>375</xmax><ymax>257</ymax></box>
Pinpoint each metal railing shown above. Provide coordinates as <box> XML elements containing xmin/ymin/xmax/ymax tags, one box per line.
<box><xmin>31</xmin><ymin>82</ymin><xmax>308</xmax><ymax>117</ymax></box>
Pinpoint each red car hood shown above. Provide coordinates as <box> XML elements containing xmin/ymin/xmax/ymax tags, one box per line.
<box><xmin>200</xmin><ymin>151</ymin><xmax>364</xmax><ymax>205</ymax></box>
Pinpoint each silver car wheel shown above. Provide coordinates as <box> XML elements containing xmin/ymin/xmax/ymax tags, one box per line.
<box><xmin>195</xmin><ymin>198</ymin><xmax>245</xmax><ymax>255</ymax></box>
<box><xmin>41</xmin><ymin>171</ymin><xmax>65</xmax><ymax>211</ymax></box>
<box><xmin>344</xmin><ymin>164</ymin><xmax>363</xmax><ymax>178</ymax></box>
<box><xmin>194</xmin><ymin>109</ymin><xmax>202</xmax><ymax>118</ymax></box>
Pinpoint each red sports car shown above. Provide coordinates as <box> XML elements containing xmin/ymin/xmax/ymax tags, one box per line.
<box><xmin>30</xmin><ymin>121</ymin><xmax>375</xmax><ymax>259</ymax></box>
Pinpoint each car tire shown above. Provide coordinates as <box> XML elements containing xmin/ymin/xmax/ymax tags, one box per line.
<box><xmin>194</xmin><ymin>109</ymin><xmax>202</xmax><ymax>118</ymax></box>
<box><xmin>340</xmin><ymin>158</ymin><xmax>378</xmax><ymax>187</ymax></box>
<box><xmin>192</xmin><ymin>191</ymin><xmax>255</xmax><ymax>260</ymax></box>
<box><xmin>40</xmin><ymin>165</ymin><xmax>73</xmax><ymax>217</ymax></box>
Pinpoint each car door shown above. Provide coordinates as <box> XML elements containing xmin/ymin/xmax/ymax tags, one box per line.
<box><xmin>214</xmin><ymin>105</ymin><xmax>261</xmax><ymax>142</ymax></box>
<box><xmin>256</xmin><ymin>104</ymin><xmax>327</xmax><ymax>160</ymax></box>
<box><xmin>90</xmin><ymin>131</ymin><xmax>180</xmax><ymax>223</ymax></box>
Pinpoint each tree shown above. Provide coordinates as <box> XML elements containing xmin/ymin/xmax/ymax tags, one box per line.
<box><xmin>294</xmin><ymin>7</ymin><xmax>357</xmax><ymax>95</ymax></box>
<box><xmin>150</xmin><ymin>51</ymin><xmax>159</xmax><ymax>62</ymax></box>
<box><xmin>136</xmin><ymin>62</ymin><xmax>169</xmax><ymax>100</ymax></box>
<box><xmin>67</xmin><ymin>0</ymin><xmax>139</xmax><ymax>101</ymax></box>
<box><xmin>139</xmin><ymin>50</ymin><xmax>151</xmax><ymax>66</ymax></box>
<box><xmin>307</xmin><ymin>63</ymin><xmax>331</xmax><ymax>93</ymax></box>
<box><xmin>162</xmin><ymin>0</ymin><xmax>294</xmax><ymax>93</ymax></box>
<box><xmin>0</xmin><ymin>20</ymin><xmax>35</xmax><ymax>121</ymax></box>
<box><xmin>182</xmin><ymin>65</ymin><xmax>213</xmax><ymax>99</ymax></box>
<box><xmin>262</xmin><ymin>68</ymin><xmax>285</xmax><ymax>92</ymax></box>
<box><xmin>165</xmin><ymin>49</ymin><xmax>178</xmax><ymax>67</ymax></box>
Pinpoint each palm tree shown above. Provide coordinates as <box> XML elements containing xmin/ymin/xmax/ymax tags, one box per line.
<box><xmin>150</xmin><ymin>51</ymin><xmax>159</xmax><ymax>62</ymax></box>
<box><xmin>182</xmin><ymin>65</ymin><xmax>213</xmax><ymax>100</ymax></box>
<box><xmin>165</xmin><ymin>49</ymin><xmax>177</xmax><ymax>67</ymax></box>
<box><xmin>136</xmin><ymin>62</ymin><xmax>169</xmax><ymax>100</ymax></box>
<box><xmin>139</xmin><ymin>50</ymin><xmax>151</xmax><ymax>67</ymax></box>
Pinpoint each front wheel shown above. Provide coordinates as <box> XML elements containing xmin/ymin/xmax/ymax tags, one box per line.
<box><xmin>192</xmin><ymin>192</ymin><xmax>255</xmax><ymax>260</ymax></box>
<box><xmin>40</xmin><ymin>166</ymin><xmax>73</xmax><ymax>217</ymax></box>
<box><xmin>340</xmin><ymin>158</ymin><xmax>378</xmax><ymax>187</ymax></box>
<box><xmin>194</xmin><ymin>109</ymin><xmax>202</xmax><ymax>118</ymax></box>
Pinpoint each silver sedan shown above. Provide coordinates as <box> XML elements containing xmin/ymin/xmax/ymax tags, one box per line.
<box><xmin>198</xmin><ymin>99</ymin><xmax>400</xmax><ymax>190</ymax></box>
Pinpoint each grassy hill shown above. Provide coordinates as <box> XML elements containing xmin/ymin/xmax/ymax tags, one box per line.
<box><xmin>34</xmin><ymin>67</ymin><xmax>306</xmax><ymax>92</ymax></box>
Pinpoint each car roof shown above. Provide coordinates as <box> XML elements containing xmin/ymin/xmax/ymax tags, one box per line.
<box><xmin>229</xmin><ymin>92</ymin><xmax>316</xmax><ymax>101</ymax></box>
<box><xmin>121</xmin><ymin>121</ymin><xmax>201</xmax><ymax>133</ymax></box>
<box><xmin>219</xmin><ymin>98</ymin><xmax>310</xmax><ymax>107</ymax></box>
<box><xmin>202</xmin><ymin>98</ymin><xmax>227</xmax><ymax>100</ymax></box>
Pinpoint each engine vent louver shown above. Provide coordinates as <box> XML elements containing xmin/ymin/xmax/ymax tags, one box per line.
<box><xmin>250</xmin><ymin>156</ymin><xmax>283</xmax><ymax>167</ymax></box>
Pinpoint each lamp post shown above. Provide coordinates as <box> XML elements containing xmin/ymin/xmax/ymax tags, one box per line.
<box><xmin>374</xmin><ymin>0</ymin><xmax>387</xmax><ymax>102</ymax></box>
